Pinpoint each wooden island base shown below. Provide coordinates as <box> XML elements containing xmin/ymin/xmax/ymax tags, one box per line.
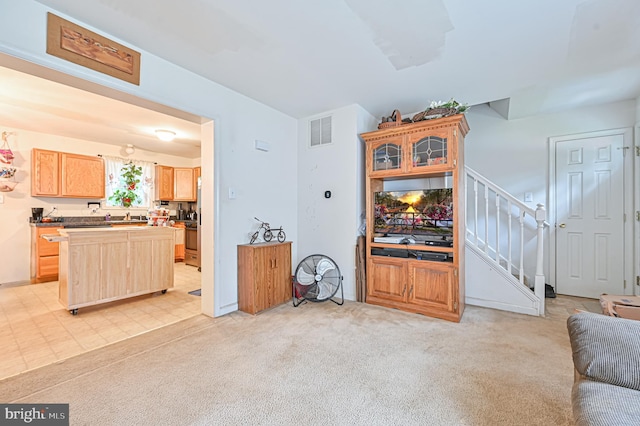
<box><xmin>44</xmin><ymin>226</ymin><xmax>176</xmax><ymax>315</ymax></box>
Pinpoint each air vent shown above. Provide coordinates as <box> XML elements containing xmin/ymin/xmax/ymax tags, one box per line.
<box><xmin>310</xmin><ymin>116</ymin><xmax>332</xmax><ymax>147</ymax></box>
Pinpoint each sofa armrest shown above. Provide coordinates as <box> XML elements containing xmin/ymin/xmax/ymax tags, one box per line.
<box><xmin>567</xmin><ymin>312</ymin><xmax>640</xmax><ymax>391</ymax></box>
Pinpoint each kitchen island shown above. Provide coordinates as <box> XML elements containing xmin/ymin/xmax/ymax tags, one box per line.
<box><xmin>43</xmin><ymin>226</ymin><xmax>176</xmax><ymax>315</ymax></box>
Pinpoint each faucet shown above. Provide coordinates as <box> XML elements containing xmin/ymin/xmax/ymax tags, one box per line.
<box><xmin>45</xmin><ymin>207</ymin><xmax>57</xmax><ymax>218</ymax></box>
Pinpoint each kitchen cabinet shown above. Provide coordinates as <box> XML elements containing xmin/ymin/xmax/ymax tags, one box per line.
<box><xmin>31</xmin><ymin>149</ymin><xmax>60</xmax><ymax>196</ymax></box>
<box><xmin>194</xmin><ymin>167</ymin><xmax>201</xmax><ymax>187</ymax></box>
<box><xmin>361</xmin><ymin>114</ymin><xmax>468</xmax><ymax>322</ymax></box>
<box><xmin>237</xmin><ymin>241</ymin><xmax>291</xmax><ymax>314</ymax></box>
<box><xmin>31</xmin><ymin>149</ymin><xmax>105</xmax><ymax>198</ymax></box>
<box><xmin>56</xmin><ymin>227</ymin><xmax>175</xmax><ymax>314</ymax></box>
<box><xmin>155</xmin><ymin>165</ymin><xmax>174</xmax><ymax>200</ymax></box>
<box><xmin>30</xmin><ymin>226</ymin><xmax>63</xmax><ymax>283</ymax></box>
<box><xmin>174</xmin><ymin>223</ymin><xmax>185</xmax><ymax>261</ymax></box>
<box><xmin>173</xmin><ymin>167</ymin><xmax>196</xmax><ymax>201</ymax></box>
<box><xmin>155</xmin><ymin>165</ymin><xmax>200</xmax><ymax>201</ymax></box>
<box><xmin>60</xmin><ymin>153</ymin><xmax>105</xmax><ymax>198</ymax></box>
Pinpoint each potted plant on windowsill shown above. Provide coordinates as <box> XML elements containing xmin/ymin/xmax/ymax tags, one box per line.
<box><xmin>109</xmin><ymin>162</ymin><xmax>142</xmax><ymax>208</ymax></box>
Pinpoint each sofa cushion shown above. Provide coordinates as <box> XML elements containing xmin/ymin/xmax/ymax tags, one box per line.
<box><xmin>572</xmin><ymin>379</ymin><xmax>640</xmax><ymax>426</ymax></box>
<box><xmin>567</xmin><ymin>312</ymin><xmax>640</xmax><ymax>391</ymax></box>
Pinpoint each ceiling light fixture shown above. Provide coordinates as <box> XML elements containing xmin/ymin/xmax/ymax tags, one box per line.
<box><xmin>125</xmin><ymin>144</ymin><xmax>135</xmax><ymax>155</ymax></box>
<box><xmin>155</xmin><ymin>129</ymin><xmax>176</xmax><ymax>142</ymax></box>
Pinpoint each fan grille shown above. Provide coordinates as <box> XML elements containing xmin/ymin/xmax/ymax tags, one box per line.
<box><xmin>294</xmin><ymin>254</ymin><xmax>342</xmax><ymax>302</ymax></box>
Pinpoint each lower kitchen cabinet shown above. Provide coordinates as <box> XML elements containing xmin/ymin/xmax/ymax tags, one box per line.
<box><xmin>237</xmin><ymin>241</ymin><xmax>291</xmax><ymax>314</ymax></box>
<box><xmin>173</xmin><ymin>224</ymin><xmax>185</xmax><ymax>262</ymax></box>
<box><xmin>31</xmin><ymin>226</ymin><xmax>63</xmax><ymax>283</ymax></box>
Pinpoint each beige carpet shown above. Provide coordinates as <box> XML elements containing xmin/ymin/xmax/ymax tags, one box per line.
<box><xmin>0</xmin><ymin>297</ymin><xmax>589</xmax><ymax>425</ymax></box>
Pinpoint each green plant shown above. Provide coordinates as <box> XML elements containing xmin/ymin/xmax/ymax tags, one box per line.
<box><xmin>109</xmin><ymin>162</ymin><xmax>142</xmax><ymax>208</ymax></box>
<box><xmin>428</xmin><ymin>98</ymin><xmax>469</xmax><ymax>113</ymax></box>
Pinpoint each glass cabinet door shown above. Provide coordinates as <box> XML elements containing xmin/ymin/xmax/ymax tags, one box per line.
<box><xmin>410</xmin><ymin>135</ymin><xmax>448</xmax><ymax>169</ymax></box>
<box><xmin>371</xmin><ymin>142</ymin><xmax>402</xmax><ymax>173</ymax></box>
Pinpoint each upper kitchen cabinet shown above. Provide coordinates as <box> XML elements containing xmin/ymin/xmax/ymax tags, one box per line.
<box><xmin>31</xmin><ymin>149</ymin><xmax>60</xmax><ymax>196</ymax></box>
<box><xmin>155</xmin><ymin>165</ymin><xmax>174</xmax><ymax>201</ymax></box>
<box><xmin>173</xmin><ymin>167</ymin><xmax>196</xmax><ymax>201</ymax></box>
<box><xmin>194</xmin><ymin>166</ymin><xmax>201</xmax><ymax>189</ymax></box>
<box><xmin>155</xmin><ymin>165</ymin><xmax>198</xmax><ymax>201</ymax></box>
<box><xmin>31</xmin><ymin>149</ymin><xmax>105</xmax><ymax>198</ymax></box>
<box><xmin>61</xmin><ymin>153</ymin><xmax>105</xmax><ymax>198</ymax></box>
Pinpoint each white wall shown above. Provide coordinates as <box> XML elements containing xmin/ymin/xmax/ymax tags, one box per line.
<box><xmin>0</xmin><ymin>0</ymin><xmax>298</xmax><ymax>316</ymax></box>
<box><xmin>0</xmin><ymin>127</ymin><xmax>197</xmax><ymax>285</ymax></box>
<box><xmin>296</xmin><ymin>105</ymin><xmax>376</xmax><ymax>300</ymax></box>
<box><xmin>464</xmin><ymin>100</ymin><xmax>637</xmax><ymax>282</ymax></box>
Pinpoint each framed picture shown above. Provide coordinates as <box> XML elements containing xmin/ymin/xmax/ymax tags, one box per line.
<box><xmin>46</xmin><ymin>12</ymin><xmax>141</xmax><ymax>85</ymax></box>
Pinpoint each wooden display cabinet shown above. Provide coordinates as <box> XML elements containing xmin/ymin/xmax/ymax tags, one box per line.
<box><xmin>361</xmin><ymin>114</ymin><xmax>469</xmax><ymax>322</ymax></box>
<box><xmin>237</xmin><ymin>241</ymin><xmax>292</xmax><ymax>314</ymax></box>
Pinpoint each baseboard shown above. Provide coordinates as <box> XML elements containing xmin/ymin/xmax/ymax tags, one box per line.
<box><xmin>465</xmin><ymin>296</ymin><xmax>540</xmax><ymax>316</ymax></box>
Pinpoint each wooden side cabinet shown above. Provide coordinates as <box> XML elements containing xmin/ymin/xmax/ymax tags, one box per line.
<box><xmin>238</xmin><ymin>241</ymin><xmax>292</xmax><ymax>314</ymax></box>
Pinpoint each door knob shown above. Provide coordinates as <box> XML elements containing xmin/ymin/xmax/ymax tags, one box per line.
<box><xmin>558</xmin><ymin>223</ymin><xmax>566</xmax><ymax>228</ymax></box>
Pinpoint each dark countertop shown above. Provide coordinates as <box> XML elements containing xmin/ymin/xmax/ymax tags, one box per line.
<box><xmin>30</xmin><ymin>217</ymin><xmax>147</xmax><ymax>227</ymax></box>
<box><xmin>30</xmin><ymin>216</ymin><xmax>197</xmax><ymax>228</ymax></box>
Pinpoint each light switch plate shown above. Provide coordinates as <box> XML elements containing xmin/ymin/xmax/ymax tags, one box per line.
<box><xmin>228</xmin><ymin>187</ymin><xmax>237</xmax><ymax>199</ymax></box>
<box><xmin>524</xmin><ymin>192</ymin><xmax>533</xmax><ymax>202</ymax></box>
<box><xmin>0</xmin><ymin>195</ymin><xmax>4</xmax><ymax>204</ymax></box>
<box><xmin>255</xmin><ymin>140</ymin><xmax>270</xmax><ymax>152</ymax></box>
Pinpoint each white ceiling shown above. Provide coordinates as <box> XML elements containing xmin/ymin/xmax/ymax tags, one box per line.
<box><xmin>4</xmin><ymin>1</ymin><xmax>640</xmax><ymax>158</ymax></box>
<box><xmin>0</xmin><ymin>61</ymin><xmax>204</xmax><ymax>159</ymax></box>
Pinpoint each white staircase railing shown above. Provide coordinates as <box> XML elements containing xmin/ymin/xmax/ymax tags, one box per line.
<box><xmin>465</xmin><ymin>167</ymin><xmax>547</xmax><ymax>315</ymax></box>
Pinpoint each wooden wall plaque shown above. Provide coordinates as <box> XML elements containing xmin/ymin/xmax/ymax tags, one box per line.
<box><xmin>46</xmin><ymin>12</ymin><xmax>141</xmax><ymax>85</ymax></box>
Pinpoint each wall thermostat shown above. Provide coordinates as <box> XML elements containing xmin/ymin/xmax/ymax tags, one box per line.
<box><xmin>324</xmin><ymin>191</ymin><xmax>331</xmax><ymax>199</ymax></box>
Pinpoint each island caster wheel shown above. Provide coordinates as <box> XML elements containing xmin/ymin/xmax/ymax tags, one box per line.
<box><xmin>70</xmin><ymin>309</ymin><xmax>78</xmax><ymax>315</ymax></box>
<box><xmin>161</xmin><ymin>289</ymin><xmax>167</xmax><ymax>294</ymax></box>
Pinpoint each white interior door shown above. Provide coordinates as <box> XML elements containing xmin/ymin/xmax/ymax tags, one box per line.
<box><xmin>555</xmin><ymin>134</ymin><xmax>625</xmax><ymax>298</ymax></box>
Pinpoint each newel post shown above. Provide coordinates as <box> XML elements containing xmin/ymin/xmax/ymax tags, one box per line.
<box><xmin>534</xmin><ymin>204</ymin><xmax>546</xmax><ymax>315</ymax></box>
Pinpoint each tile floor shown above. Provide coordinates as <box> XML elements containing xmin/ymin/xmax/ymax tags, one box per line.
<box><xmin>0</xmin><ymin>263</ymin><xmax>202</xmax><ymax>380</ymax></box>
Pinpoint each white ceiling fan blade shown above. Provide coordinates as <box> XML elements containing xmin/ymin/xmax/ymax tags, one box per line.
<box><xmin>316</xmin><ymin>279</ymin><xmax>334</xmax><ymax>300</ymax></box>
<box><xmin>315</xmin><ymin>258</ymin><xmax>335</xmax><ymax>276</ymax></box>
<box><xmin>296</xmin><ymin>268</ymin><xmax>315</xmax><ymax>285</ymax></box>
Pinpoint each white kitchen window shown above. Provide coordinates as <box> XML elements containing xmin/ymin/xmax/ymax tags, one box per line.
<box><xmin>104</xmin><ymin>157</ymin><xmax>155</xmax><ymax>208</ymax></box>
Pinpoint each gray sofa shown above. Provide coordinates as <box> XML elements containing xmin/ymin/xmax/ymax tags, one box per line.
<box><xmin>566</xmin><ymin>312</ymin><xmax>640</xmax><ymax>425</ymax></box>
